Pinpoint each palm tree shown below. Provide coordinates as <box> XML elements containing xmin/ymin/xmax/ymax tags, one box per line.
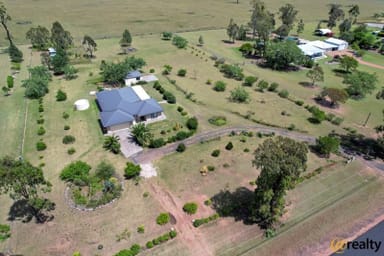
<box><xmin>103</xmin><ymin>135</ymin><xmax>121</xmax><ymax>154</ymax></box>
<box><xmin>131</xmin><ymin>123</ymin><xmax>153</xmax><ymax>146</ymax></box>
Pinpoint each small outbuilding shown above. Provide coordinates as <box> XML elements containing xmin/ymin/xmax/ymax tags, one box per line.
<box><xmin>124</xmin><ymin>70</ymin><xmax>142</xmax><ymax>86</ymax></box>
<box><xmin>324</xmin><ymin>37</ymin><xmax>349</xmax><ymax>50</ymax></box>
<box><xmin>298</xmin><ymin>44</ymin><xmax>325</xmax><ymax>59</ymax></box>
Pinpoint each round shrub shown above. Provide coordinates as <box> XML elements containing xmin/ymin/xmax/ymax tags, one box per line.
<box><xmin>137</xmin><ymin>225</ymin><xmax>145</xmax><ymax>233</ymax></box>
<box><xmin>163</xmin><ymin>91</ymin><xmax>176</xmax><ymax>104</ymax></box>
<box><xmin>38</xmin><ymin>105</ymin><xmax>44</xmax><ymax>112</ymax></box>
<box><xmin>225</xmin><ymin>142</ymin><xmax>233</xmax><ymax>150</ymax></box>
<box><xmin>62</xmin><ymin>112</ymin><xmax>69</xmax><ymax>119</ymax></box>
<box><xmin>56</xmin><ymin>89</ymin><xmax>67</xmax><ymax>101</ymax></box>
<box><xmin>177</xmin><ymin>106</ymin><xmax>184</xmax><ymax>112</ymax></box>
<box><xmin>207</xmin><ymin>166</ymin><xmax>215</xmax><ymax>171</ymax></box>
<box><xmin>67</xmin><ymin>147</ymin><xmax>76</xmax><ymax>155</ymax></box>
<box><xmin>146</xmin><ymin>241</ymin><xmax>154</xmax><ymax>249</ymax></box>
<box><xmin>243</xmin><ymin>76</ymin><xmax>258</xmax><ymax>87</ymax></box>
<box><xmin>64</xmin><ymin>125</ymin><xmax>70</xmax><ymax>130</ymax></box>
<box><xmin>177</xmin><ymin>69</ymin><xmax>187</xmax><ymax>77</ymax></box>
<box><xmin>149</xmin><ymin>138</ymin><xmax>166</xmax><ymax>148</ymax></box>
<box><xmin>169</xmin><ymin>230</ymin><xmax>177</xmax><ymax>238</ymax></box>
<box><xmin>278</xmin><ymin>89</ymin><xmax>289</xmax><ymax>98</ymax></box>
<box><xmin>268</xmin><ymin>82</ymin><xmax>279</xmax><ymax>92</ymax></box>
<box><xmin>176</xmin><ymin>143</ymin><xmax>186</xmax><ymax>152</ymax></box>
<box><xmin>130</xmin><ymin>244</ymin><xmax>141</xmax><ymax>255</ymax></box>
<box><xmin>211</xmin><ymin>149</ymin><xmax>220</xmax><ymax>157</ymax></box>
<box><xmin>213</xmin><ymin>81</ymin><xmax>226</xmax><ymax>92</ymax></box>
<box><xmin>186</xmin><ymin>117</ymin><xmax>198</xmax><ymax>130</ymax></box>
<box><xmin>149</xmin><ymin>68</ymin><xmax>155</xmax><ymax>73</ymax></box>
<box><xmin>63</xmin><ymin>135</ymin><xmax>76</xmax><ymax>144</ymax></box>
<box><xmin>183</xmin><ymin>202</ymin><xmax>198</xmax><ymax>215</ymax></box>
<box><xmin>36</xmin><ymin>141</ymin><xmax>47</xmax><ymax>151</ymax></box>
<box><xmin>37</xmin><ymin>118</ymin><xmax>44</xmax><ymax>124</ymax></box>
<box><xmin>37</xmin><ymin>126</ymin><xmax>46</xmax><ymax>136</ymax></box>
<box><xmin>156</xmin><ymin>213</ymin><xmax>170</xmax><ymax>225</ymax></box>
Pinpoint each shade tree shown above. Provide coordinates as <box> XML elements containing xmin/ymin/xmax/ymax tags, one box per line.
<box><xmin>82</xmin><ymin>35</ymin><xmax>97</xmax><ymax>58</ymax></box>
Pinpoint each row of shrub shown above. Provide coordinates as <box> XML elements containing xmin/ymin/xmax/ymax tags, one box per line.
<box><xmin>153</xmin><ymin>81</ymin><xmax>176</xmax><ymax>104</ymax></box>
<box><xmin>149</xmin><ymin>130</ymin><xmax>194</xmax><ymax>148</ymax></box>
<box><xmin>36</xmin><ymin>98</ymin><xmax>47</xmax><ymax>152</ymax></box>
<box><xmin>146</xmin><ymin>230</ymin><xmax>177</xmax><ymax>249</ymax></box>
<box><xmin>193</xmin><ymin>213</ymin><xmax>220</xmax><ymax>227</ymax></box>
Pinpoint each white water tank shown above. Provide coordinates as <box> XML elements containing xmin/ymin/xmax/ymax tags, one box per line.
<box><xmin>74</xmin><ymin>99</ymin><xmax>90</xmax><ymax>111</ymax></box>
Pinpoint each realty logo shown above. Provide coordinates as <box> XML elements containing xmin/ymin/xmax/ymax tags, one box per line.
<box><xmin>330</xmin><ymin>238</ymin><xmax>382</xmax><ymax>254</ymax></box>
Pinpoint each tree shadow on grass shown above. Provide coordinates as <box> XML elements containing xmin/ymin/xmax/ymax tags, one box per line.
<box><xmin>332</xmin><ymin>68</ymin><xmax>348</xmax><ymax>78</ymax></box>
<box><xmin>299</xmin><ymin>81</ymin><xmax>316</xmax><ymax>88</ymax></box>
<box><xmin>221</xmin><ymin>39</ymin><xmax>235</xmax><ymax>44</ymax></box>
<box><xmin>8</xmin><ymin>199</ymin><xmax>55</xmax><ymax>224</ymax></box>
<box><xmin>210</xmin><ymin>187</ymin><xmax>255</xmax><ymax>225</ymax></box>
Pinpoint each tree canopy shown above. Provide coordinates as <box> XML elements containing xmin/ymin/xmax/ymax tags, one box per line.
<box><xmin>251</xmin><ymin>137</ymin><xmax>308</xmax><ymax>228</ymax></box>
<box><xmin>82</xmin><ymin>35</ymin><xmax>97</xmax><ymax>58</ymax></box>
<box><xmin>315</xmin><ymin>136</ymin><xmax>340</xmax><ymax>158</ymax></box>
<box><xmin>343</xmin><ymin>71</ymin><xmax>378</xmax><ymax>99</ymax></box>
<box><xmin>321</xmin><ymin>87</ymin><xmax>349</xmax><ymax>106</ymax></box>
<box><xmin>277</xmin><ymin>3</ymin><xmax>298</xmax><ymax>37</ymax></box>
<box><xmin>26</xmin><ymin>26</ymin><xmax>50</xmax><ymax>50</ymax></box>
<box><xmin>51</xmin><ymin>21</ymin><xmax>73</xmax><ymax>50</ymax></box>
<box><xmin>265</xmin><ymin>41</ymin><xmax>304</xmax><ymax>70</ymax></box>
<box><xmin>0</xmin><ymin>156</ymin><xmax>54</xmax><ymax>222</ymax></box>
<box><xmin>339</xmin><ymin>55</ymin><xmax>358</xmax><ymax>73</ymax></box>
<box><xmin>131</xmin><ymin>123</ymin><xmax>153</xmax><ymax>146</ymax></box>
<box><xmin>100</xmin><ymin>56</ymin><xmax>146</xmax><ymax>85</ymax></box>
<box><xmin>306</xmin><ymin>64</ymin><xmax>324</xmax><ymax>86</ymax></box>
<box><xmin>22</xmin><ymin>66</ymin><xmax>51</xmax><ymax>99</ymax></box>
<box><xmin>327</xmin><ymin>4</ymin><xmax>345</xmax><ymax>29</ymax></box>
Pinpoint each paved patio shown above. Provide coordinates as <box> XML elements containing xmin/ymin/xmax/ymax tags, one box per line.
<box><xmin>141</xmin><ymin>74</ymin><xmax>158</xmax><ymax>83</ymax></box>
<box><xmin>111</xmin><ymin>129</ymin><xmax>143</xmax><ymax>158</ymax></box>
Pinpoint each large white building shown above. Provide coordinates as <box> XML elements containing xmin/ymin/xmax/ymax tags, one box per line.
<box><xmin>324</xmin><ymin>38</ymin><xmax>349</xmax><ymax>50</ymax></box>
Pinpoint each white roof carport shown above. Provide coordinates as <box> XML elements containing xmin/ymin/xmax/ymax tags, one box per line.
<box><xmin>298</xmin><ymin>44</ymin><xmax>325</xmax><ymax>56</ymax></box>
<box><xmin>131</xmin><ymin>85</ymin><xmax>150</xmax><ymax>100</ymax></box>
<box><xmin>308</xmin><ymin>40</ymin><xmax>336</xmax><ymax>51</ymax></box>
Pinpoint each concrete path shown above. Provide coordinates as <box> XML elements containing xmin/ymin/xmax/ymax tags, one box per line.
<box><xmin>111</xmin><ymin>129</ymin><xmax>143</xmax><ymax>158</ymax></box>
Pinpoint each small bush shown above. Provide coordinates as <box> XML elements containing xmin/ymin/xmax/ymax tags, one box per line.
<box><xmin>186</xmin><ymin>117</ymin><xmax>198</xmax><ymax>130</ymax></box>
<box><xmin>137</xmin><ymin>226</ymin><xmax>145</xmax><ymax>233</ymax></box>
<box><xmin>163</xmin><ymin>91</ymin><xmax>176</xmax><ymax>104</ymax></box>
<box><xmin>146</xmin><ymin>241</ymin><xmax>154</xmax><ymax>249</ymax></box>
<box><xmin>62</xmin><ymin>112</ymin><xmax>69</xmax><ymax>119</ymax></box>
<box><xmin>149</xmin><ymin>68</ymin><xmax>155</xmax><ymax>73</ymax></box>
<box><xmin>331</xmin><ymin>117</ymin><xmax>344</xmax><ymax>125</ymax></box>
<box><xmin>225</xmin><ymin>142</ymin><xmax>233</xmax><ymax>150</ymax></box>
<box><xmin>257</xmin><ymin>80</ymin><xmax>269</xmax><ymax>92</ymax></box>
<box><xmin>177</xmin><ymin>106</ymin><xmax>184</xmax><ymax>112</ymax></box>
<box><xmin>206</xmin><ymin>79</ymin><xmax>212</xmax><ymax>85</ymax></box>
<box><xmin>124</xmin><ymin>162</ymin><xmax>141</xmax><ymax>179</ymax></box>
<box><xmin>208</xmin><ymin>116</ymin><xmax>227</xmax><ymax>126</ymax></box>
<box><xmin>36</xmin><ymin>141</ymin><xmax>47</xmax><ymax>151</ymax></box>
<box><xmin>278</xmin><ymin>89</ymin><xmax>289</xmax><ymax>98</ymax></box>
<box><xmin>156</xmin><ymin>213</ymin><xmax>170</xmax><ymax>225</ymax></box>
<box><xmin>64</xmin><ymin>125</ymin><xmax>70</xmax><ymax>130</ymax></box>
<box><xmin>37</xmin><ymin>126</ymin><xmax>46</xmax><ymax>136</ymax></box>
<box><xmin>143</xmin><ymin>192</ymin><xmax>149</xmax><ymax>198</ymax></box>
<box><xmin>183</xmin><ymin>202</ymin><xmax>198</xmax><ymax>215</ymax></box>
<box><xmin>169</xmin><ymin>230</ymin><xmax>177</xmax><ymax>238</ymax></box>
<box><xmin>243</xmin><ymin>76</ymin><xmax>258</xmax><ymax>87</ymax></box>
<box><xmin>244</xmin><ymin>148</ymin><xmax>250</xmax><ymax>152</ymax></box>
<box><xmin>176</xmin><ymin>143</ymin><xmax>186</xmax><ymax>152</ymax></box>
<box><xmin>130</xmin><ymin>244</ymin><xmax>141</xmax><ymax>255</ymax></box>
<box><xmin>204</xmin><ymin>199</ymin><xmax>212</xmax><ymax>206</ymax></box>
<box><xmin>176</xmin><ymin>131</ymin><xmax>190</xmax><ymax>140</ymax></box>
<box><xmin>37</xmin><ymin>118</ymin><xmax>44</xmax><ymax>124</ymax></box>
<box><xmin>213</xmin><ymin>81</ymin><xmax>226</xmax><ymax>92</ymax></box>
<box><xmin>149</xmin><ymin>138</ymin><xmax>166</xmax><ymax>148</ymax></box>
<box><xmin>181</xmin><ymin>111</ymin><xmax>188</xmax><ymax>116</ymax></box>
<box><xmin>67</xmin><ymin>147</ymin><xmax>76</xmax><ymax>155</ymax></box>
<box><xmin>38</xmin><ymin>105</ymin><xmax>44</xmax><ymax>112</ymax></box>
<box><xmin>207</xmin><ymin>166</ymin><xmax>215</xmax><ymax>171</ymax></box>
<box><xmin>56</xmin><ymin>89</ymin><xmax>67</xmax><ymax>101</ymax></box>
<box><xmin>177</xmin><ymin>69</ymin><xmax>187</xmax><ymax>77</ymax></box>
<box><xmin>211</xmin><ymin>149</ymin><xmax>220</xmax><ymax>157</ymax></box>
<box><xmin>268</xmin><ymin>82</ymin><xmax>279</xmax><ymax>92</ymax></box>
<box><xmin>295</xmin><ymin>100</ymin><xmax>304</xmax><ymax>106</ymax></box>
<box><xmin>63</xmin><ymin>135</ymin><xmax>76</xmax><ymax>144</ymax></box>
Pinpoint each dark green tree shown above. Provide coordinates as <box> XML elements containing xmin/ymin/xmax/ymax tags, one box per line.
<box><xmin>172</xmin><ymin>35</ymin><xmax>188</xmax><ymax>48</ymax></box>
<box><xmin>198</xmin><ymin>35</ymin><xmax>204</xmax><ymax>46</ymax></box>
<box><xmin>0</xmin><ymin>2</ymin><xmax>13</xmax><ymax>45</ymax></box>
<box><xmin>344</xmin><ymin>71</ymin><xmax>378</xmax><ymax>99</ymax></box>
<box><xmin>306</xmin><ymin>64</ymin><xmax>324</xmax><ymax>86</ymax></box>
<box><xmin>0</xmin><ymin>156</ymin><xmax>55</xmax><ymax>223</ymax></box>
<box><xmin>131</xmin><ymin>123</ymin><xmax>153</xmax><ymax>146</ymax></box>
<box><xmin>277</xmin><ymin>3</ymin><xmax>298</xmax><ymax>36</ymax></box>
<box><xmin>51</xmin><ymin>49</ymin><xmax>69</xmax><ymax>75</ymax></box>
<box><xmin>297</xmin><ymin>19</ymin><xmax>304</xmax><ymax>35</ymax></box>
<box><xmin>327</xmin><ymin>4</ymin><xmax>345</xmax><ymax>29</ymax></box>
<box><xmin>124</xmin><ymin>162</ymin><xmax>141</xmax><ymax>179</ymax></box>
<box><xmin>51</xmin><ymin>21</ymin><xmax>73</xmax><ymax>50</ymax></box>
<box><xmin>315</xmin><ymin>136</ymin><xmax>340</xmax><ymax>158</ymax></box>
<box><xmin>348</xmin><ymin>4</ymin><xmax>360</xmax><ymax>24</ymax></box>
<box><xmin>321</xmin><ymin>87</ymin><xmax>349</xmax><ymax>107</ymax></box>
<box><xmin>103</xmin><ymin>135</ymin><xmax>121</xmax><ymax>154</ymax></box>
<box><xmin>26</xmin><ymin>26</ymin><xmax>50</xmax><ymax>50</ymax></box>
<box><xmin>120</xmin><ymin>29</ymin><xmax>132</xmax><ymax>54</ymax></box>
<box><xmin>339</xmin><ymin>55</ymin><xmax>358</xmax><ymax>73</ymax></box>
<box><xmin>251</xmin><ymin>137</ymin><xmax>308</xmax><ymax>228</ymax></box>
<box><xmin>339</xmin><ymin>19</ymin><xmax>352</xmax><ymax>34</ymax></box>
<box><xmin>265</xmin><ymin>41</ymin><xmax>304</xmax><ymax>70</ymax></box>
<box><xmin>227</xmin><ymin>18</ymin><xmax>239</xmax><ymax>43</ymax></box>
<box><xmin>82</xmin><ymin>35</ymin><xmax>97</xmax><ymax>58</ymax></box>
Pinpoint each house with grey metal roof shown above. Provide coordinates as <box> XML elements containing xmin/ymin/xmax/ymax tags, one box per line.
<box><xmin>125</xmin><ymin>70</ymin><xmax>142</xmax><ymax>86</ymax></box>
<box><xmin>96</xmin><ymin>86</ymin><xmax>163</xmax><ymax>132</ymax></box>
